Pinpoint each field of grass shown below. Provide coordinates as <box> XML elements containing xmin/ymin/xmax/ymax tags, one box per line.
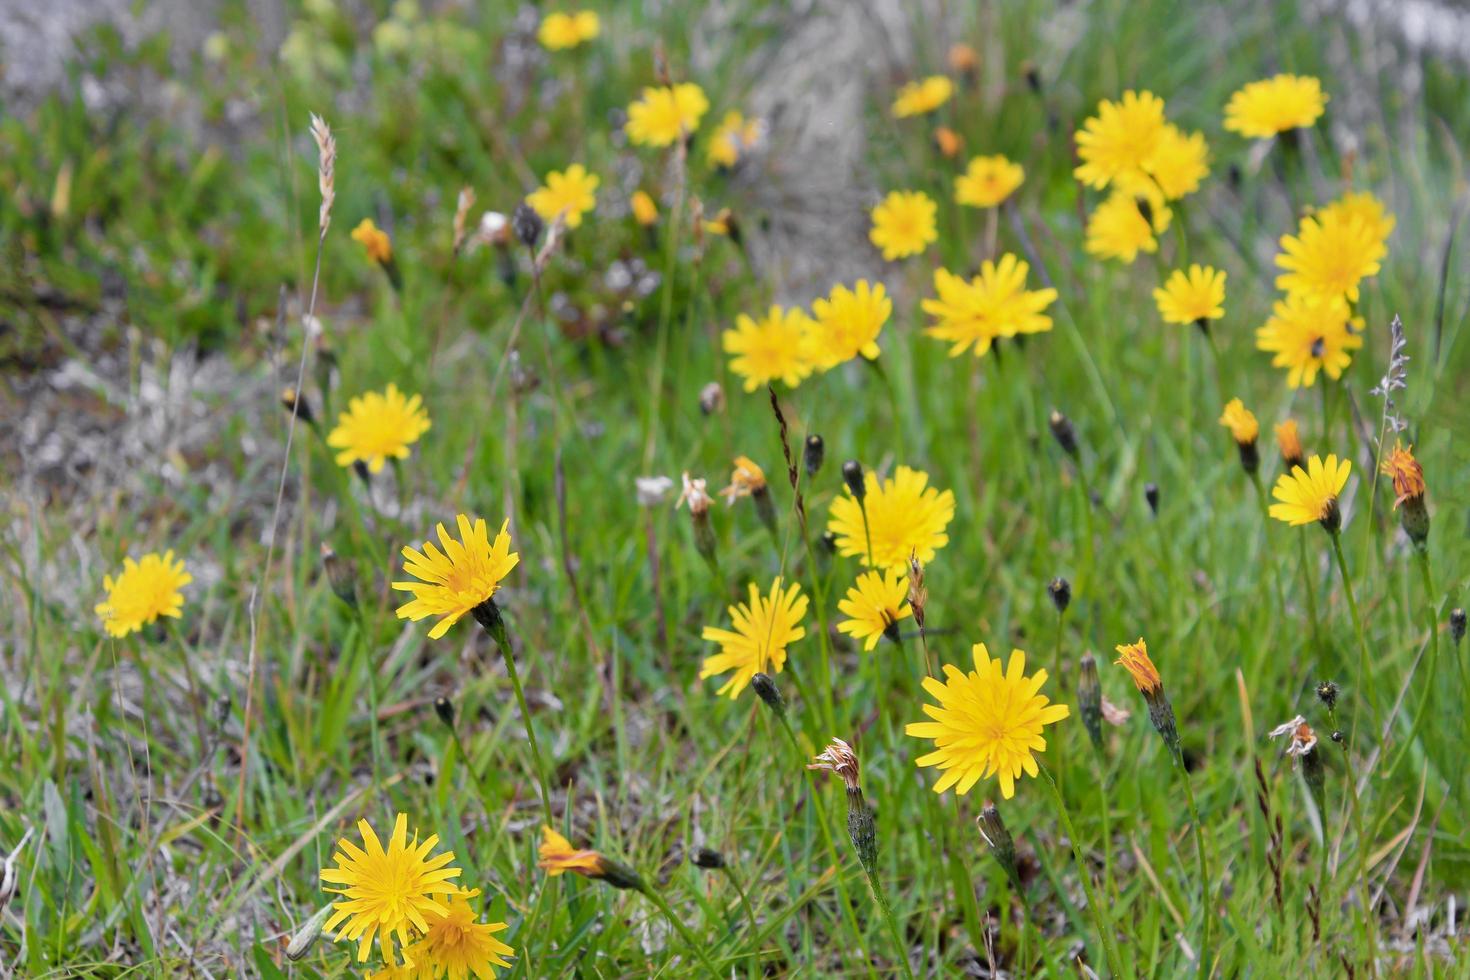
<box><xmin>3</xmin><ymin>0</ymin><xmax>1470</xmax><ymax>976</ymax></box>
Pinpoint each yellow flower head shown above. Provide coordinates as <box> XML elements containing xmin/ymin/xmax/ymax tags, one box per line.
<box><xmin>707</xmin><ymin>110</ymin><xmax>761</xmax><ymax>168</ymax></box>
<box><xmin>955</xmin><ymin>155</ymin><xmax>1024</xmax><ymax>208</ymax></box>
<box><xmin>1380</xmin><ymin>442</ymin><xmax>1426</xmax><ymax>508</ymax></box>
<box><xmin>537</xmin><ymin>10</ymin><xmax>599</xmax><ymax>50</ymax></box>
<box><xmin>891</xmin><ymin>75</ymin><xmax>953</xmax><ymax>118</ymax></box>
<box><xmin>527</xmin><ymin>164</ymin><xmax>599</xmax><ymax>230</ymax></box>
<box><xmin>399</xmin><ymin>887</ymin><xmax>514</xmax><ymax>978</ymax></box>
<box><xmin>1113</xmin><ymin>638</ymin><xmax>1161</xmax><ymax>694</ymax></box>
<box><xmin>630</xmin><ymin>189</ymin><xmax>658</xmax><ymax>226</ymax></box>
<box><xmin>1074</xmin><ymin>90</ymin><xmax>1168</xmax><ymax>190</ymax></box>
<box><xmin>1269</xmin><ymin>454</ymin><xmax>1351</xmax><ymax>527</ymax></box>
<box><xmin>1153</xmin><ymin>264</ymin><xmax>1225</xmax><ymax>326</ymax></box>
<box><xmin>1255</xmin><ymin>292</ymin><xmax>1363</xmax><ymax>388</ymax></box>
<box><xmin>392</xmin><ymin>516</ymin><xmax>519</xmax><ymax>639</ymax></box>
<box><xmin>934</xmin><ymin>126</ymin><xmax>963</xmax><ymax>159</ymax></box>
<box><xmin>808</xmin><ymin>280</ymin><xmax>890</xmax><ymax>368</ymax></box>
<box><xmin>326</xmin><ymin>383</ymin><xmax>430</xmax><ymax>474</ymax></box>
<box><xmin>869</xmin><ymin>190</ymin><xmax>938</xmax><ymax>261</ymax></box>
<box><xmin>625</xmin><ymin>83</ymin><xmax>709</xmax><ymax>147</ymax></box>
<box><xmin>320</xmin><ymin>813</ymin><xmax>462</xmax><ymax>965</ymax></box>
<box><xmin>722</xmin><ymin>305</ymin><xmax>817</xmax><ymax>392</ymax></box>
<box><xmin>1218</xmin><ymin>398</ymin><xmax>1259</xmax><ymax>445</ymax></box>
<box><xmin>95</xmin><ymin>550</ymin><xmax>191</xmax><ymax>638</ymax></box>
<box><xmin>719</xmin><ymin>455</ymin><xmax>767</xmax><ymax>504</ymax></box>
<box><xmin>1224</xmin><ymin>74</ymin><xmax>1327</xmax><ymax>139</ymax></box>
<box><xmin>905</xmin><ymin>644</ymin><xmax>1070</xmax><ymax>799</ymax></box>
<box><xmin>1318</xmin><ymin>190</ymin><xmax>1395</xmax><ymax>247</ymax></box>
<box><xmin>1275</xmin><ymin>211</ymin><xmax>1385</xmax><ymax>304</ymax></box>
<box><xmin>1276</xmin><ymin>418</ymin><xmax>1305</xmax><ymax>467</ymax></box>
<box><xmin>837</xmin><ymin>567</ymin><xmax>912</xmax><ymax>651</ymax></box>
<box><xmin>1141</xmin><ymin>124</ymin><xmax>1210</xmax><ymax>200</ymax></box>
<box><xmin>922</xmin><ymin>255</ymin><xmax>1057</xmax><ymax>358</ymax></box>
<box><xmin>700</xmin><ymin>578</ymin><xmax>808</xmax><ymax>698</ymax></box>
<box><xmin>827</xmin><ymin>465</ymin><xmax>955</xmax><ymax>570</ymax></box>
<box><xmin>537</xmin><ymin>826</ymin><xmax>604</xmax><ymax>877</ymax></box>
<box><xmin>1085</xmin><ymin>187</ymin><xmax>1171</xmax><ymax>264</ymax></box>
<box><xmin>352</xmin><ymin>218</ymin><xmax>393</xmax><ymax>264</ymax></box>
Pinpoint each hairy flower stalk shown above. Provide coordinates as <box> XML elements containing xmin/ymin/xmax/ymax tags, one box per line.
<box><xmin>473</xmin><ymin>599</ymin><xmax>555</xmax><ymax>823</ymax></box>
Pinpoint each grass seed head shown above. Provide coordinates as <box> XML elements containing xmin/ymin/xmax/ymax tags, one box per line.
<box><xmin>309</xmin><ymin>113</ymin><xmax>335</xmax><ymax>233</ymax></box>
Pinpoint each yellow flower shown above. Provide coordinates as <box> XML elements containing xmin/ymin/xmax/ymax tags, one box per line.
<box><xmin>722</xmin><ymin>305</ymin><xmax>817</xmax><ymax>392</ymax></box>
<box><xmin>837</xmin><ymin>567</ymin><xmax>912</xmax><ymax>651</ymax></box>
<box><xmin>719</xmin><ymin>455</ymin><xmax>767</xmax><ymax>504</ymax></box>
<box><xmin>526</xmin><ymin>164</ymin><xmax>599</xmax><ymax>230</ymax></box>
<box><xmin>1218</xmin><ymin>398</ymin><xmax>1259</xmax><ymax>445</ymax></box>
<box><xmin>625</xmin><ymin>83</ymin><xmax>709</xmax><ymax>147</ymax></box>
<box><xmin>537</xmin><ymin>826</ymin><xmax>604</xmax><ymax>877</ymax></box>
<box><xmin>630</xmin><ymin>190</ymin><xmax>658</xmax><ymax>226</ymax></box>
<box><xmin>399</xmin><ymin>888</ymin><xmax>514</xmax><ymax>978</ymax></box>
<box><xmin>1274</xmin><ymin>211</ymin><xmax>1385</xmax><ymax>304</ymax></box>
<box><xmin>1318</xmin><ymin>190</ymin><xmax>1395</xmax><ymax>247</ymax></box>
<box><xmin>1269</xmin><ymin>454</ymin><xmax>1351</xmax><ymax>527</ymax></box>
<box><xmin>95</xmin><ymin>550</ymin><xmax>191</xmax><ymax>638</ymax></box>
<box><xmin>352</xmin><ymin>218</ymin><xmax>393</xmax><ymax>264</ymax></box>
<box><xmin>1224</xmin><ymin>74</ymin><xmax>1327</xmax><ymax>139</ymax></box>
<box><xmin>869</xmin><ymin>190</ymin><xmax>938</xmax><ymax>261</ymax></box>
<box><xmin>1380</xmin><ymin>442</ymin><xmax>1425</xmax><ymax>508</ymax></box>
<box><xmin>1074</xmin><ymin>90</ymin><xmax>1168</xmax><ymax>190</ymax></box>
<box><xmin>1085</xmin><ymin>187</ymin><xmax>1171</xmax><ymax>263</ymax></box>
<box><xmin>1153</xmin><ymin>264</ymin><xmax>1225</xmax><ymax>326</ymax></box>
<box><xmin>1141</xmin><ymin>124</ymin><xmax>1209</xmax><ymax>200</ymax></box>
<box><xmin>922</xmin><ymin>255</ymin><xmax>1057</xmax><ymax>358</ymax></box>
<box><xmin>905</xmin><ymin>644</ymin><xmax>1070</xmax><ymax>799</ymax></box>
<box><xmin>955</xmin><ymin>155</ymin><xmax>1024</xmax><ymax>208</ymax></box>
<box><xmin>1114</xmin><ymin>638</ymin><xmax>1161</xmax><ymax>694</ymax></box>
<box><xmin>891</xmin><ymin>75</ymin><xmax>953</xmax><ymax>118</ymax></box>
<box><xmin>707</xmin><ymin>110</ymin><xmax>761</xmax><ymax>168</ymax></box>
<box><xmin>808</xmin><ymin>279</ymin><xmax>890</xmax><ymax>368</ymax></box>
<box><xmin>1276</xmin><ymin>419</ymin><xmax>1305</xmax><ymax>468</ymax></box>
<box><xmin>392</xmin><ymin>516</ymin><xmax>520</xmax><ymax>639</ymax></box>
<box><xmin>326</xmin><ymin>383</ymin><xmax>431</xmax><ymax>474</ymax></box>
<box><xmin>827</xmin><ymin>465</ymin><xmax>956</xmax><ymax>570</ymax></box>
<box><xmin>537</xmin><ymin>10</ymin><xmax>598</xmax><ymax>50</ymax></box>
<box><xmin>933</xmin><ymin>126</ymin><xmax>963</xmax><ymax>159</ymax></box>
<box><xmin>700</xmin><ymin>578</ymin><xmax>808</xmax><ymax>698</ymax></box>
<box><xmin>1255</xmin><ymin>292</ymin><xmax>1363</xmax><ymax>388</ymax></box>
<box><xmin>320</xmin><ymin>813</ymin><xmax>462</xmax><ymax>965</ymax></box>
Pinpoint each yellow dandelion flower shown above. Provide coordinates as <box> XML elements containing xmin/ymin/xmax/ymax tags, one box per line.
<box><xmin>1153</xmin><ymin>264</ymin><xmax>1225</xmax><ymax>326</ymax></box>
<box><xmin>1074</xmin><ymin>90</ymin><xmax>1168</xmax><ymax>190</ymax></box>
<box><xmin>537</xmin><ymin>826</ymin><xmax>604</xmax><ymax>877</ymax></box>
<box><xmin>630</xmin><ymin>190</ymin><xmax>658</xmax><ymax>226</ymax></box>
<box><xmin>955</xmin><ymin>155</ymin><xmax>1024</xmax><ymax>208</ymax></box>
<box><xmin>1255</xmin><ymin>292</ymin><xmax>1363</xmax><ymax>388</ymax></box>
<box><xmin>922</xmin><ymin>255</ymin><xmax>1057</xmax><ymax>358</ymax></box>
<box><xmin>625</xmin><ymin>83</ymin><xmax>709</xmax><ymax>147</ymax></box>
<box><xmin>1141</xmin><ymin>124</ymin><xmax>1209</xmax><ymax>200</ymax></box>
<box><xmin>1274</xmin><ymin>211</ymin><xmax>1385</xmax><ymax>304</ymax></box>
<box><xmin>1218</xmin><ymin>398</ymin><xmax>1259</xmax><ymax>444</ymax></box>
<box><xmin>905</xmin><ymin>644</ymin><xmax>1070</xmax><ymax>799</ymax></box>
<box><xmin>707</xmin><ymin>110</ymin><xmax>761</xmax><ymax>168</ymax></box>
<box><xmin>808</xmin><ymin>279</ymin><xmax>890</xmax><ymax>368</ymax></box>
<box><xmin>326</xmin><ymin>383</ymin><xmax>431</xmax><ymax>474</ymax></box>
<box><xmin>1318</xmin><ymin>190</ymin><xmax>1395</xmax><ymax>247</ymax></box>
<box><xmin>320</xmin><ymin>813</ymin><xmax>462</xmax><ymax>965</ymax></box>
<box><xmin>399</xmin><ymin>888</ymin><xmax>514</xmax><ymax>978</ymax></box>
<box><xmin>1114</xmin><ymin>638</ymin><xmax>1161</xmax><ymax>694</ymax></box>
<box><xmin>527</xmin><ymin>164</ymin><xmax>599</xmax><ymax>230</ymax></box>
<box><xmin>95</xmin><ymin>550</ymin><xmax>191</xmax><ymax>638</ymax></box>
<box><xmin>722</xmin><ymin>305</ymin><xmax>817</xmax><ymax>392</ymax></box>
<box><xmin>352</xmin><ymin>218</ymin><xmax>393</xmax><ymax>264</ymax></box>
<box><xmin>827</xmin><ymin>465</ymin><xmax>956</xmax><ymax>570</ymax></box>
<box><xmin>1224</xmin><ymin>74</ymin><xmax>1327</xmax><ymax>139</ymax></box>
<box><xmin>837</xmin><ymin>567</ymin><xmax>912</xmax><ymax>651</ymax></box>
<box><xmin>537</xmin><ymin>10</ymin><xmax>598</xmax><ymax>50</ymax></box>
<box><xmin>1085</xmin><ymin>187</ymin><xmax>1171</xmax><ymax>263</ymax></box>
<box><xmin>891</xmin><ymin>75</ymin><xmax>953</xmax><ymax>118</ymax></box>
<box><xmin>700</xmin><ymin>578</ymin><xmax>808</xmax><ymax>698</ymax></box>
<box><xmin>869</xmin><ymin>190</ymin><xmax>938</xmax><ymax>261</ymax></box>
<box><xmin>1270</xmin><ymin>454</ymin><xmax>1351</xmax><ymax>528</ymax></box>
<box><xmin>392</xmin><ymin>516</ymin><xmax>519</xmax><ymax>639</ymax></box>
<box><xmin>1379</xmin><ymin>442</ymin><xmax>1425</xmax><ymax>508</ymax></box>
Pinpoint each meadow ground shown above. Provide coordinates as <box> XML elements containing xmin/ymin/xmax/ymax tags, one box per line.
<box><xmin>3</xmin><ymin>1</ymin><xmax>1470</xmax><ymax>976</ymax></box>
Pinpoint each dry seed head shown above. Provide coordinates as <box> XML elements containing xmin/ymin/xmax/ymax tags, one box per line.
<box><xmin>308</xmin><ymin>113</ymin><xmax>335</xmax><ymax>233</ymax></box>
<box><xmin>808</xmin><ymin>737</ymin><xmax>862</xmax><ymax>791</ymax></box>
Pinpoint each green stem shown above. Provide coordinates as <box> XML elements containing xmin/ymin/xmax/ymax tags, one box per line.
<box><xmin>1176</xmin><ymin>752</ymin><xmax>1211</xmax><ymax>980</ymax></box>
<box><xmin>1329</xmin><ymin>530</ymin><xmax>1381</xmax><ymax>724</ymax></box>
<box><xmin>721</xmin><ymin>865</ymin><xmax>762</xmax><ymax>980</ymax></box>
<box><xmin>1295</xmin><ymin>533</ymin><xmax>1326</xmax><ymax>668</ymax></box>
<box><xmin>641</xmin><ymin>884</ymin><xmax>722</xmax><ymax>976</ymax></box>
<box><xmin>1039</xmin><ymin>765</ymin><xmax>1126</xmax><ymax>978</ymax></box>
<box><xmin>480</xmin><ymin>607</ymin><xmax>555</xmax><ymax>823</ymax></box>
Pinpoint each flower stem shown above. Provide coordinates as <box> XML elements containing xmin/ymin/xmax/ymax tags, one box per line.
<box><xmin>640</xmin><ymin>883</ymin><xmax>722</xmax><ymax>976</ymax></box>
<box><xmin>1039</xmin><ymin>764</ymin><xmax>1126</xmax><ymax>978</ymax></box>
<box><xmin>1295</xmin><ymin>532</ymin><xmax>1327</xmax><ymax>667</ymax></box>
<box><xmin>477</xmin><ymin>604</ymin><xmax>555</xmax><ymax>823</ymax></box>
<box><xmin>720</xmin><ymin>865</ymin><xmax>762</xmax><ymax>979</ymax></box>
<box><xmin>862</xmin><ymin>862</ymin><xmax>916</xmax><ymax>980</ymax></box>
<box><xmin>1175</xmin><ymin>751</ymin><xmax>1211</xmax><ymax>980</ymax></box>
<box><xmin>1329</xmin><ymin>530</ymin><xmax>1381</xmax><ymax>724</ymax></box>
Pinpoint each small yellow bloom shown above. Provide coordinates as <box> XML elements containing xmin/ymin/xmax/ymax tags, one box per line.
<box><xmin>827</xmin><ymin>465</ymin><xmax>955</xmax><ymax>570</ymax></box>
<box><xmin>700</xmin><ymin>578</ymin><xmax>808</xmax><ymax>698</ymax></box>
<box><xmin>527</xmin><ymin>164</ymin><xmax>599</xmax><ymax>230</ymax></box>
<box><xmin>1114</xmin><ymin>638</ymin><xmax>1161</xmax><ymax>694</ymax></box>
<box><xmin>1074</xmin><ymin>90</ymin><xmax>1168</xmax><ymax>190</ymax></box>
<box><xmin>398</xmin><ymin>887</ymin><xmax>514</xmax><ymax>977</ymax></box>
<box><xmin>933</xmin><ymin>126</ymin><xmax>962</xmax><ymax>159</ymax></box>
<box><xmin>392</xmin><ymin>516</ymin><xmax>519</xmax><ymax>639</ymax></box>
<box><xmin>869</xmin><ymin>190</ymin><xmax>938</xmax><ymax>260</ymax></box>
<box><xmin>1218</xmin><ymin>398</ymin><xmax>1259</xmax><ymax>445</ymax></box>
<box><xmin>1276</xmin><ymin>419</ymin><xmax>1305</xmax><ymax>468</ymax></box>
<box><xmin>947</xmin><ymin>43</ymin><xmax>979</xmax><ymax>75</ymax></box>
<box><xmin>892</xmin><ymin>75</ymin><xmax>953</xmax><ymax>118</ymax></box>
<box><xmin>1269</xmin><ymin>454</ymin><xmax>1351</xmax><ymax>527</ymax></box>
<box><xmin>1141</xmin><ymin>124</ymin><xmax>1209</xmax><ymax>200</ymax></box>
<box><xmin>808</xmin><ymin>280</ymin><xmax>890</xmax><ymax>368</ymax></box>
<box><xmin>351</xmin><ymin>218</ymin><xmax>393</xmax><ymax>264</ymax></box>
<box><xmin>1318</xmin><ymin>190</ymin><xmax>1395</xmax><ymax>247</ymax></box>
<box><xmin>955</xmin><ymin>155</ymin><xmax>1024</xmax><ymax>208</ymax></box>
<box><xmin>625</xmin><ymin>83</ymin><xmax>709</xmax><ymax>147</ymax></box>
<box><xmin>922</xmin><ymin>255</ymin><xmax>1056</xmax><ymax>358</ymax></box>
<box><xmin>1224</xmin><ymin>74</ymin><xmax>1327</xmax><ymax>139</ymax></box>
<box><xmin>707</xmin><ymin>110</ymin><xmax>761</xmax><ymax>168</ymax></box>
<box><xmin>1085</xmin><ymin>187</ymin><xmax>1171</xmax><ymax>264</ymax></box>
<box><xmin>326</xmin><ymin>383</ymin><xmax>431</xmax><ymax>474</ymax></box>
<box><xmin>1255</xmin><ymin>292</ymin><xmax>1363</xmax><ymax>388</ymax></box>
<box><xmin>1153</xmin><ymin>264</ymin><xmax>1225</xmax><ymax>326</ymax></box>
<box><xmin>630</xmin><ymin>189</ymin><xmax>658</xmax><ymax>226</ymax></box>
<box><xmin>95</xmin><ymin>550</ymin><xmax>192</xmax><ymax>638</ymax></box>
<box><xmin>837</xmin><ymin>567</ymin><xmax>912</xmax><ymax>651</ymax></box>
<box><xmin>1275</xmin><ymin>210</ymin><xmax>1385</xmax><ymax>304</ymax></box>
<box><xmin>1380</xmin><ymin>442</ymin><xmax>1425</xmax><ymax>508</ymax></box>
<box><xmin>537</xmin><ymin>826</ymin><xmax>604</xmax><ymax>877</ymax></box>
<box><xmin>537</xmin><ymin>10</ymin><xmax>599</xmax><ymax>50</ymax></box>
<box><xmin>722</xmin><ymin>305</ymin><xmax>817</xmax><ymax>392</ymax></box>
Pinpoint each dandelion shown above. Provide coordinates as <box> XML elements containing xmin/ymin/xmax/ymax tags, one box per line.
<box><xmin>1255</xmin><ymin>292</ymin><xmax>1363</xmax><ymax>388</ymax></box>
<box><xmin>700</xmin><ymin>578</ymin><xmax>808</xmax><ymax>698</ymax></box>
<box><xmin>392</xmin><ymin>516</ymin><xmax>519</xmax><ymax>639</ymax></box>
<box><xmin>1140</xmin><ymin>124</ymin><xmax>1210</xmax><ymax>200</ymax></box>
<box><xmin>828</xmin><ymin>465</ymin><xmax>955</xmax><ymax>570</ymax></box>
<box><xmin>95</xmin><ymin>550</ymin><xmax>191</xmax><ymax>638</ymax></box>
<box><xmin>537</xmin><ymin>827</ymin><xmax>643</xmax><ymax>890</ymax></box>
<box><xmin>1085</xmin><ymin>187</ymin><xmax>1171</xmax><ymax>263</ymax></box>
<box><xmin>722</xmin><ymin>305</ymin><xmax>817</xmax><ymax>392</ymax></box>
<box><xmin>1381</xmin><ymin>442</ymin><xmax>1429</xmax><ymax>544</ymax></box>
<box><xmin>1319</xmin><ymin>190</ymin><xmax>1395</xmax><ymax>247</ymax></box>
<box><xmin>707</xmin><ymin>110</ymin><xmax>761</xmax><ymax>168</ymax></box>
<box><xmin>955</xmin><ymin>155</ymin><xmax>1024</xmax><ymax>208</ymax></box>
<box><xmin>629</xmin><ymin>190</ymin><xmax>658</xmax><ymax>226</ymax></box>
<box><xmin>837</xmin><ymin>567</ymin><xmax>912</xmax><ymax>650</ymax></box>
<box><xmin>320</xmin><ymin>813</ymin><xmax>462</xmax><ymax>965</ymax></box>
<box><xmin>526</xmin><ymin>165</ymin><xmax>599</xmax><ymax>230</ymax></box>
<box><xmin>1224</xmin><ymin>74</ymin><xmax>1328</xmax><ymax>139</ymax></box>
<box><xmin>1269</xmin><ymin>454</ymin><xmax>1351</xmax><ymax>531</ymax></box>
<box><xmin>625</xmin><ymin>83</ymin><xmax>709</xmax><ymax>147</ymax></box>
<box><xmin>905</xmin><ymin>644</ymin><xmax>1070</xmax><ymax>799</ymax></box>
<box><xmin>1114</xmin><ymin>638</ymin><xmax>1179</xmax><ymax>753</ymax></box>
<box><xmin>922</xmin><ymin>255</ymin><xmax>1057</xmax><ymax>358</ymax></box>
<box><xmin>808</xmin><ymin>280</ymin><xmax>890</xmax><ymax>369</ymax></box>
<box><xmin>352</xmin><ymin>218</ymin><xmax>393</xmax><ymax>264</ymax></box>
<box><xmin>537</xmin><ymin>10</ymin><xmax>598</xmax><ymax>50</ymax></box>
<box><xmin>1276</xmin><ymin>419</ymin><xmax>1305</xmax><ymax>472</ymax></box>
<box><xmin>1153</xmin><ymin>264</ymin><xmax>1225</xmax><ymax>329</ymax></box>
<box><xmin>399</xmin><ymin>888</ymin><xmax>514</xmax><ymax>978</ymax></box>
<box><xmin>1074</xmin><ymin>90</ymin><xmax>1168</xmax><ymax>190</ymax></box>
<box><xmin>869</xmin><ymin>190</ymin><xmax>938</xmax><ymax>260</ymax></box>
<box><xmin>891</xmin><ymin>75</ymin><xmax>953</xmax><ymax>118</ymax></box>
<box><xmin>327</xmin><ymin>383</ymin><xmax>431</xmax><ymax>474</ymax></box>
<box><xmin>1275</xmin><ymin>211</ymin><xmax>1385</xmax><ymax>304</ymax></box>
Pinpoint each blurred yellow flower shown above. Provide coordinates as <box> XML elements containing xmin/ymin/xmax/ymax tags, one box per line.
<box><xmin>629</xmin><ymin>189</ymin><xmax>658</xmax><ymax>226</ymax></box>
<box><xmin>537</xmin><ymin>826</ymin><xmax>604</xmax><ymax>876</ymax></box>
<box><xmin>1276</xmin><ymin>419</ymin><xmax>1305</xmax><ymax>468</ymax></box>
<box><xmin>1074</xmin><ymin>90</ymin><xmax>1167</xmax><ymax>190</ymax></box>
<box><xmin>1255</xmin><ymin>292</ymin><xmax>1363</xmax><ymax>388</ymax></box>
<box><xmin>1085</xmin><ymin>187</ymin><xmax>1171</xmax><ymax>263</ymax></box>
<box><xmin>1318</xmin><ymin>190</ymin><xmax>1395</xmax><ymax>247</ymax></box>
<box><xmin>722</xmin><ymin>305</ymin><xmax>817</xmax><ymax>392</ymax></box>
<box><xmin>827</xmin><ymin>465</ymin><xmax>955</xmax><ymax>570</ymax></box>
<box><xmin>1224</xmin><ymin>74</ymin><xmax>1327</xmax><ymax>138</ymax></box>
<box><xmin>351</xmin><ymin>218</ymin><xmax>393</xmax><ymax>263</ymax></box>
<box><xmin>1153</xmin><ymin>264</ymin><xmax>1225</xmax><ymax>326</ymax></box>
<box><xmin>625</xmin><ymin>83</ymin><xmax>709</xmax><ymax>147</ymax></box>
<box><xmin>922</xmin><ymin>255</ymin><xmax>1056</xmax><ymax>358</ymax></box>
<box><xmin>1275</xmin><ymin>211</ymin><xmax>1385</xmax><ymax>304</ymax></box>
<box><xmin>809</xmin><ymin>280</ymin><xmax>890</xmax><ymax>368</ymax></box>
<box><xmin>1140</xmin><ymin>124</ymin><xmax>1209</xmax><ymax>200</ymax></box>
<box><xmin>537</xmin><ymin>10</ymin><xmax>599</xmax><ymax>50</ymax></box>
<box><xmin>955</xmin><ymin>155</ymin><xmax>1024</xmax><ymax>208</ymax></box>
<box><xmin>1380</xmin><ymin>442</ymin><xmax>1426</xmax><ymax>508</ymax></box>
<box><xmin>1218</xmin><ymin>398</ymin><xmax>1259</xmax><ymax>445</ymax></box>
<box><xmin>1270</xmin><ymin>454</ymin><xmax>1351</xmax><ymax>527</ymax></box>
<box><xmin>892</xmin><ymin>75</ymin><xmax>953</xmax><ymax>118</ymax></box>
<box><xmin>933</xmin><ymin>126</ymin><xmax>963</xmax><ymax>159</ymax></box>
<box><xmin>527</xmin><ymin>164</ymin><xmax>599</xmax><ymax>229</ymax></box>
<box><xmin>700</xmin><ymin>578</ymin><xmax>808</xmax><ymax>698</ymax></box>
<box><xmin>95</xmin><ymin>550</ymin><xmax>191</xmax><ymax>638</ymax></box>
<box><xmin>707</xmin><ymin>110</ymin><xmax>761</xmax><ymax>168</ymax></box>
<box><xmin>392</xmin><ymin>516</ymin><xmax>519</xmax><ymax>639</ymax></box>
<box><xmin>837</xmin><ymin>567</ymin><xmax>912</xmax><ymax>651</ymax></box>
<box><xmin>869</xmin><ymin>190</ymin><xmax>938</xmax><ymax>260</ymax></box>
<box><xmin>327</xmin><ymin>383</ymin><xmax>431</xmax><ymax>474</ymax></box>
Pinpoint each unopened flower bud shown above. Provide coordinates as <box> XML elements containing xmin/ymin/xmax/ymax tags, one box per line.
<box><xmin>1144</xmin><ymin>482</ymin><xmax>1160</xmax><ymax>515</ymax></box>
<box><xmin>287</xmin><ymin>903</ymin><xmax>335</xmax><ymax>961</ymax></box>
<box><xmin>906</xmin><ymin>554</ymin><xmax>927</xmax><ymax>630</ymax></box>
<box><xmin>1077</xmin><ymin>653</ymin><xmax>1103</xmax><ymax>749</ymax></box>
<box><xmin>751</xmin><ymin>672</ymin><xmax>785</xmax><ymax>717</ymax></box>
<box><xmin>804</xmin><ymin>434</ymin><xmax>825</xmax><ymax>477</ymax></box>
<box><xmin>280</xmin><ymin>387</ymin><xmax>315</xmax><ymax>425</ymax></box>
<box><xmin>1048</xmin><ymin>410</ymin><xmax>1078</xmax><ymax>458</ymax></box>
<box><xmin>320</xmin><ymin>543</ymin><xmax>357</xmax><ymax>607</ymax></box>
<box><xmin>1451</xmin><ymin>608</ymin><xmax>1466</xmax><ymax>645</ymax></box>
<box><xmin>819</xmin><ymin>531</ymin><xmax>838</xmax><ymax>556</ymax></box>
<box><xmin>1047</xmin><ymin>577</ymin><xmax>1071</xmax><ymax>614</ymax></box>
<box><xmin>977</xmin><ymin>801</ymin><xmax>1023</xmax><ymax>892</ymax></box>
<box><xmin>691</xmin><ymin>847</ymin><xmax>725</xmax><ymax>870</ymax></box>
<box><xmin>511</xmin><ymin>201</ymin><xmax>543</xmax><ymax>249</ymax></box>
<box><xmin>434</xmin><ymin>696</ymin><xmax>454</xmax><ymax>727</ymax></box>
<box><xmin>842</xmin><ymin>460</ymin><xmax>865</xmax><ymax>500</ymax></box>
